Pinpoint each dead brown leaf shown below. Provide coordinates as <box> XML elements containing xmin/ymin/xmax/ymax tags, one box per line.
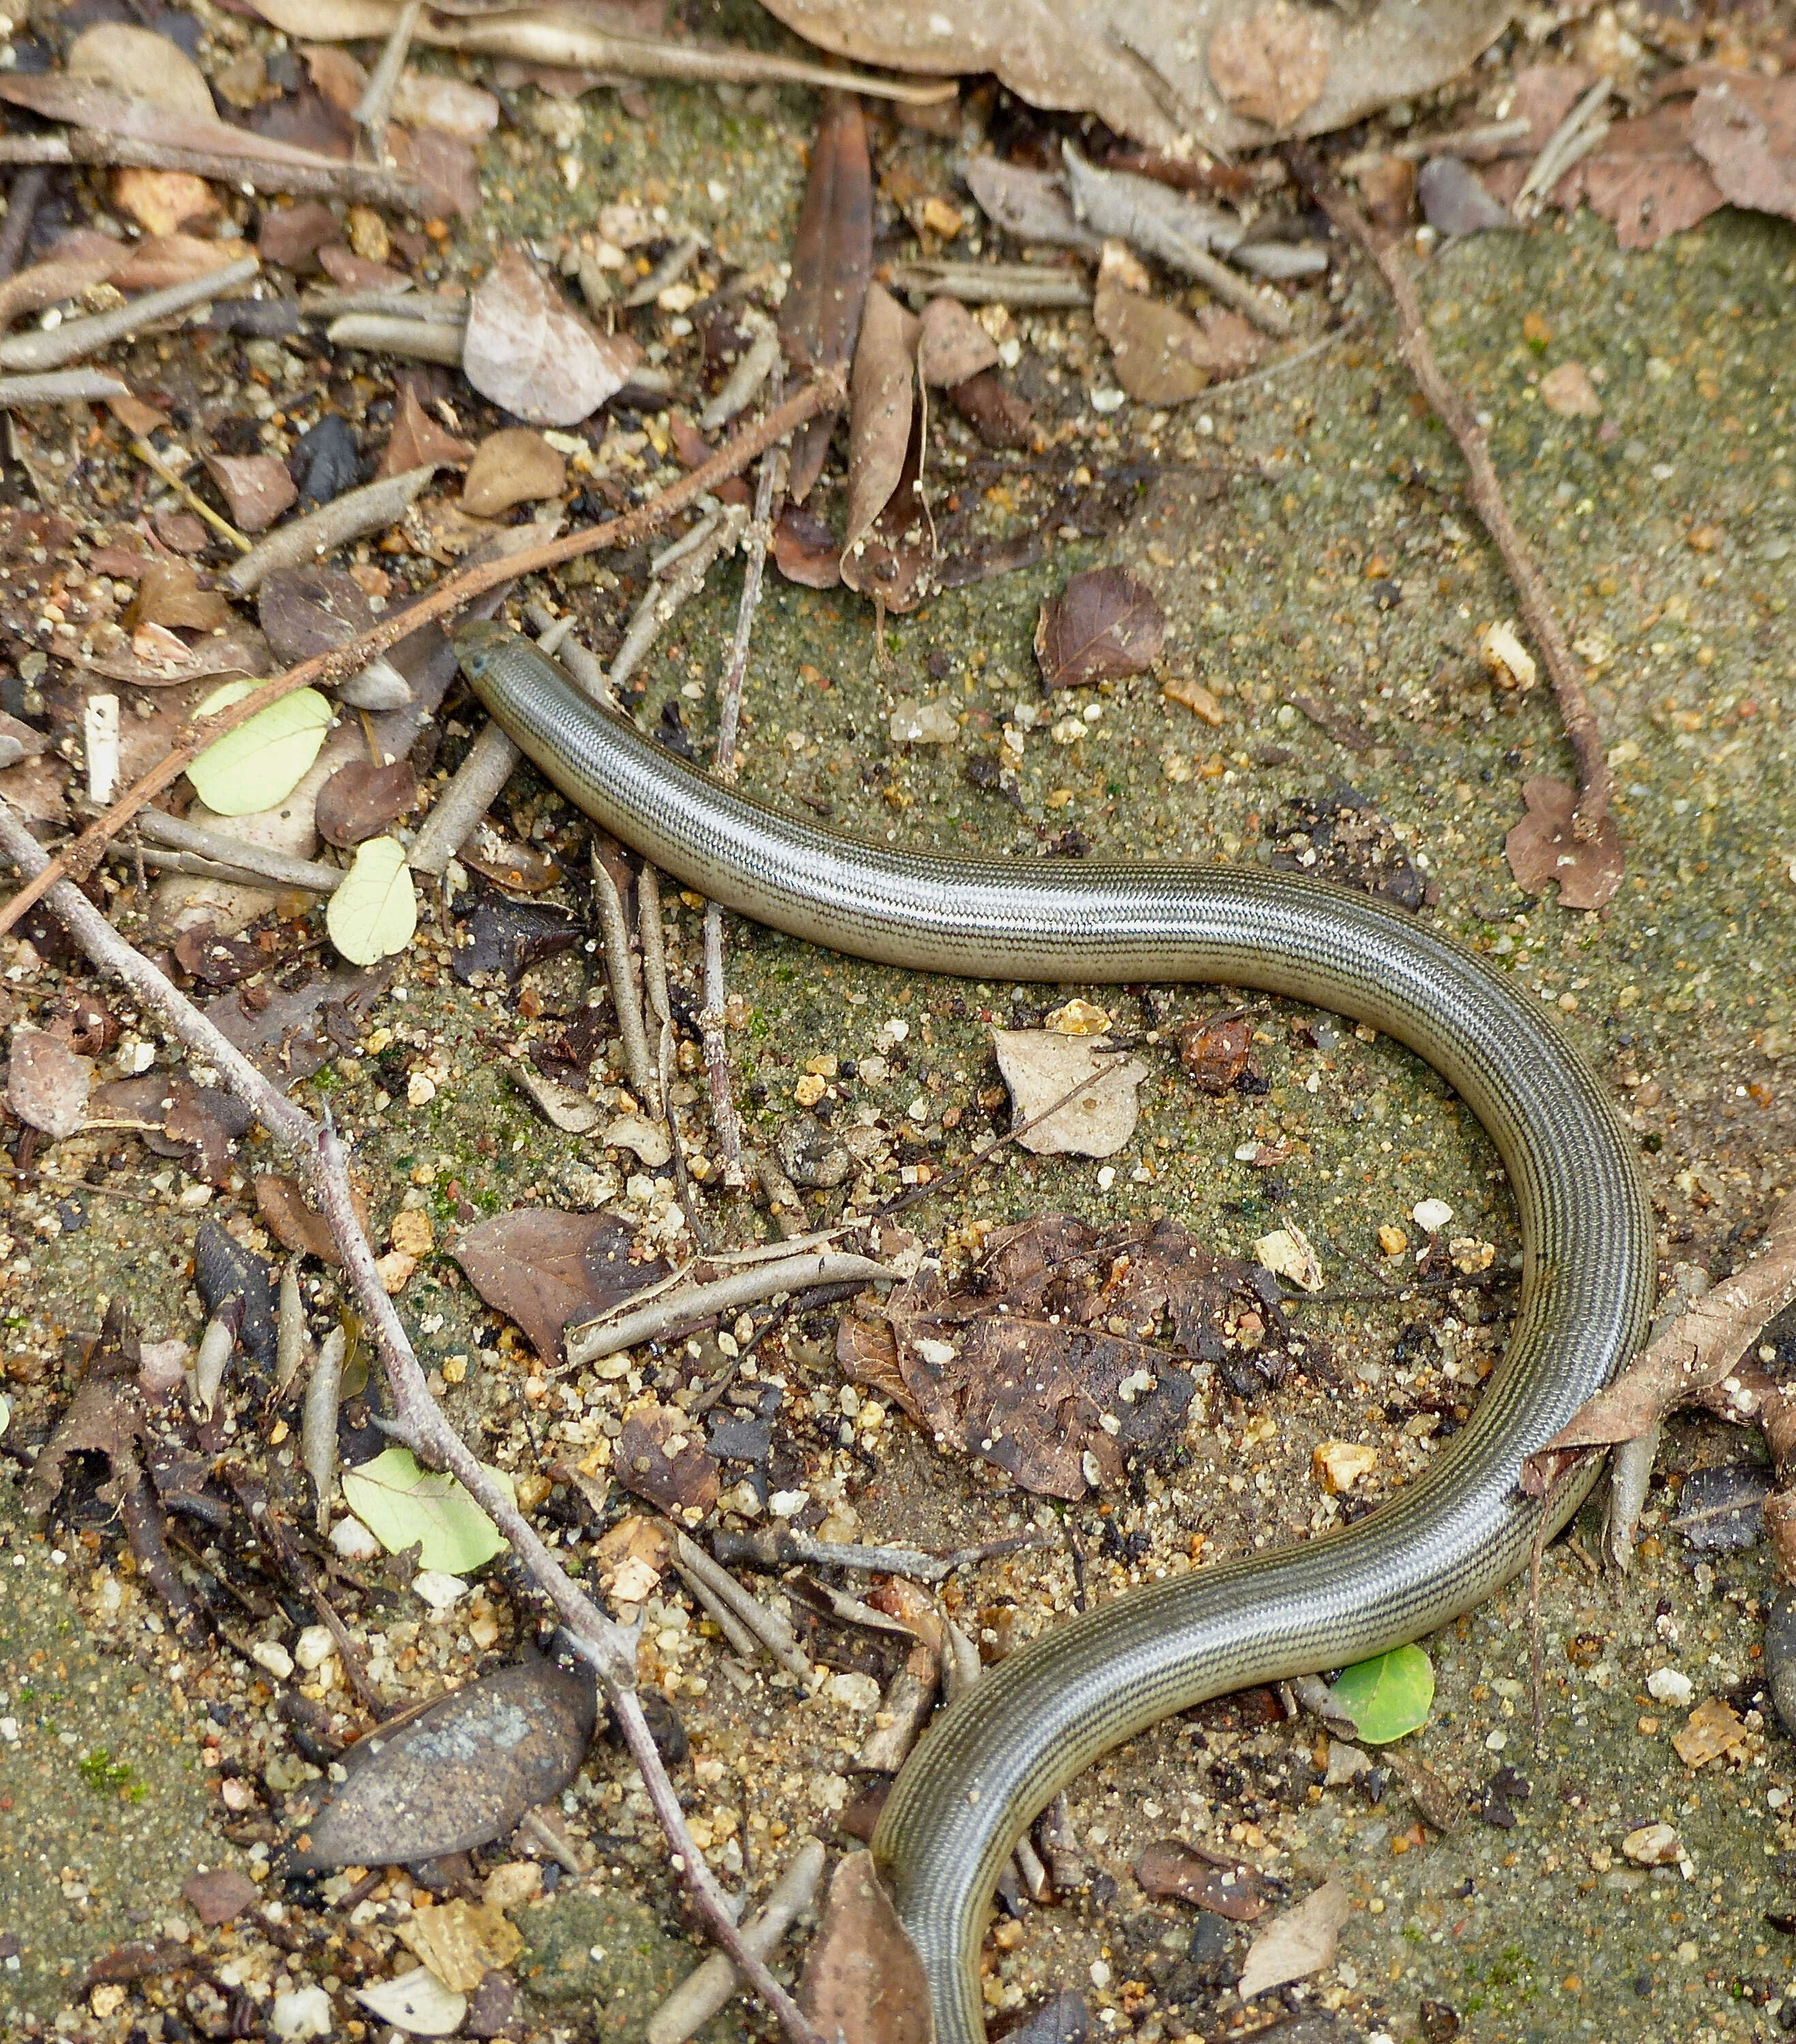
<box><xmin>379</xmin><ymin>377</ymin><xmax>477</xmax><ymax>480</ymax></box>
<box><xmin>181</xmin><ymin>1868</ymin><xmax>258</xmax><ymax>1928</ymax></box>
<box><xmin>1208</xmin><ymin>1</ymin><xmax>1330</xmax><ymax>129</ymax></box>
<box><xmin>287</xmin><ymin>1658</ymin><xmax>598</xmax><ymax>1870</ymax></box>
<box><xmin>841</xmin><ymin>283</ymin><xmax>933</xmax><ymax>610</ymax></box>
<box><xmin>616</xmin><ymin>1399</ymin><xmax>720</xmax><ymax>1518</ymax></box>
<box><xmin>917</xmin><ymin>296</ymin><xmax>1000</xmax><ymax>386</ymax></box>
<box><xmin>1092</xmin><ymin>270</ymin><xmax>1257</xmax><ymax>403</ymax></box>
<box><xmin>453</xmin><ymin>1208</ymin><xmax>666</xmax><ymax>1366</ymax></box>
<box><xmin>1503</xmin><ymin>774</ymin><xmax>1624</xmax><ymax>911</ymax></box>
<box><xmin>69</xmin><ymin>21</ymin><xmax>216</xmax><ymax>120</ymax></box>
<box><xmin>1035</xmin><ymin>563</ymin><xmax>1166</xmax><ymax>689</ymax></box>
<box><xmin>204</xmin><ymin>454</ymin><xmax>298</xmax><ymax>535</ymax></box>
<box><xmin>260</xmin><ymin>199</ymin><xmax>339</xmax><ymax>271</ymax></box>
<box><xmin>773</xmin><ymin>503</ymin><xmax>843</xmax><ymax>589</ymax></box>
<box><xmin>0</xmin><ymin>74</ymin><xmax>354</xmax><ymax>170</ymax></box>
<box><xmin>1689</xmin><ymin>76</ymin><xmax>1796</xmax><ymax>222</ymax></box>
<box><xmin>315</xmin><ymin>759</ymin><xmax>418</xmax><ymax>848</ymax></box>
<box><xmin>257</xmin><ymin>566</ymin><xmax>374</xmax><ymax>666</ymax></box>
<box><xmin>1571</xmin><ymin>99</ymin><xmax>1724</xmax><ymax>250</ymax></box>
<box><xmin>800</xmin><ymin>1852</ymin><xmax>931</xmax><ymax>2044</ymax></box>
<box><xmin>462</xmin><ymin>245</ymin><xmax>640</xmax><ymax>428</ymax></box>
<box><xmin>781</xmin><ymin>91</ymin><xmax>871</xmax><ymax>501</ymax></box>
<box><xmin>1134</xmin><ymin>1838</ymin><xmax>1275</xmax><ymax>1921</ymax></box>
<box><xmin>7</xmin><ymin>1024</ymin><xmax>93</xmax><ymax>1139</ymax></box>
<box><xmin>462</xmin><ymin>427</ymin><xmax>566</xmax><ymax>516</ymax></box>
<box><xmin>254</xmin><ymin>1170</ymin><xmax>368</xmax><ymax>1265</ymax></box>
<box><xmin>944</xmin><ymin>372</ymin><xmax>1033</xmax><ymax>450</ymax></box>
<box><xmin>0</xmin><ymin>251</ymin><xmax>127</xmax><ymax>331</ymax></box>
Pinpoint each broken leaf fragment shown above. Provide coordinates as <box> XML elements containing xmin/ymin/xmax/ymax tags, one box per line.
<box><xmin>462</xmin><ymin>243</ymin><xmax>640</xmax><ymax>427</ymax></box>
<box><xmin>355</xmin><ymin>1967</ymin><xmax>466</xmax><ymax>2036</ymax></box>
<box><xmin>1504</xmin><ymin>774</ymin><xmax>1625</xmax><ymax>912</ymax></box>
<box><xmin>1328</xmin><ymin>1643</ymin><xmax>1434</xmax><ymax>1745</ymax></box>
<box><xmin>186</xmin><ymin>680</ymin><xmax>332</xmax><ymax>816</ymax></box>
<box><xmin>1036</xmin><ymin>565</ymin><xmax>1166</xmax><ymax>690</ymax></box>
<box><xmin>1254</xmin><ymin>1222</ymin><xmax>1323</xmax><ymax>1292</ymax></box>
<box><xmin>800</xmin><ymin>1850</ymin><xmax>931</xmax><ymax>2044</ymax></box>
<box><xmin>1237</xmin><ymin>1878</ymin><xmax>1349</xmax><ymax>2000</ymax></box>
<box><xmin>326</xmin><ymin>835</ymin><xmax>417</xmax><ymax>966</ymax></box>
<box><xmin>399</xmin><ymin>1899</ymin><xmax>524</xmax><ymax>1994</ymax></box>
<box><xmin>992</xmin><ymin>1029</ymin><xmax>1147</xmax><ymax>1159</ymax></box>
<box><xmin>339</xmin><ymin>1445</ymin><xmax>512</xmax><ymax>1573</ymax></box>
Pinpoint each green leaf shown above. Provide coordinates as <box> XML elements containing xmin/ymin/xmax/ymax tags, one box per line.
<box><xmin>340</xmin><ymin>1446</ymin><xmax>514</xmax><ymax>1574</ymax></box>
<box><xmin>326</xmin><ymin>835</ymin><xmax>418</xmax><ymax>965</ymax></box>
<box><xmin>1327</xmin><ymin>1643</ymin><xmax>1434</xmax><ymax>1744</ymax></box>
<box><xmin>187</xmin><ymin>680</ymin><xmax>333</xmax><ymax>816</ymax></box>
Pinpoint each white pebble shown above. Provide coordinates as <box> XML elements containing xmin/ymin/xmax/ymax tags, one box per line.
<box><xmin>269</xmin><ymin>1985</ymin><xmax>334</xmax><ymax>2042</ymax></box>
<box><xmin>412</xmin><ymin>1570</ymin><xmax>468</xmax><ymax>1614</ymax></box>
<box><xmin>251</xmin><ymin>1641</ymin><xmax>294</xmax><ymax>1682</ymax></box>
<box><xmin>1412</xmin><ymin>1198</ymin><xmax>1455</xmax><ymax>1233</ymax></box>
<box><xmin>1647</xmin><ymin>1667</ymin><xmax>1694</xmax><ymax>1707</ymax></box>
<box><xmin>329</xmin><ymin>1516</ymin><xmax>382</xmax><ymax>1562</ymax></box>
<box><xmin>293</xmin><ymin>1624</ymin><xmax>335</xmax><ymax>1673</ymax></box>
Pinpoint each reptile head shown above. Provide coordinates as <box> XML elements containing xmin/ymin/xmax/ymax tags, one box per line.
<box><xmin>452</xmin><ymin>618</ymin><xmax>514</xmax><ymax>687</ymax></box>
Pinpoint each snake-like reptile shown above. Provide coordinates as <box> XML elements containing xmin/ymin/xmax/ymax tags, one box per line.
<box><xmin>456</xmin><ymin>621</ymin><xmax>1653</xmax><ymax>2044</ymax></box>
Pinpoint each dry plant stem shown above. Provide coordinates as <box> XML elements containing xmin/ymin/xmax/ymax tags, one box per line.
<box><xmin>754</xmin><ymin>1149</ymin><xmax>807</xmax><ymax>1241</ymax></box>
<box><xmin>604</xmin><ymin>1683</ymin><xmax>824</xmax><ymax>2044</ymax></box>
<box><xmin>129</xmin><ymin>435</ymin><xmax>252</xmax><ymax>553</ymax></box>
<box><xmin>609</xmin><ymin>507</ymin><xmax>745</xmax><ymax>695</ymax></box>
<box><xmin>1393</xmin><ymin>117</ymin><xmax>1532</xmax><ymax>161</ymax></box>
<box><xmin>0</xmin><ymin>800</ymin><xmax>824</xmax><ymax>2044</ymax></box>
<box><xmin>1286</xmin><ymin>149</ymin><xmax>1613</xmax><ymax>839</ymax></box>
<box><xmin>670</xmin><ymin>1529</ymin><xmax>812</xmax><ymax>1684</ymax></box>
<box><xmin>565</xmin><ymin>1250</ymin><xmax>899</xmax><ymax>1365</ymax></box>
<box><xmin>674</xmin><ymin>1558</ymin><xmax>764</xmax><ymax>1662</ymax></box>
<box><xmin>590</xmin><ymin>844</ymin><xmax>655</xmax><ymax>1104</ymax></box>
<box><xmin>0</xmin><ymin>255</ymin><xmax>259</xmax><ymax>371</ymax></box>
<box><xmin>0</xmin><ymin>373</ymin><xmax>842</xmax><ymax>942</ymax></box>
<box><xmin>222</xmin><ymin>465</ymin><xmax>438</xmax><ymax>596</ymax></box>
<box><xmin>407</xmin><ymin>721</ymin><xmax>518</xmax><ymax>879</ymax></box>
<box><xmin>700</xmin><ymin>905</ymin><xmax>743</xmax><ymax>1184</ymax></box>
<box><xmin>325</xmin><ymin>313</ymin><xmax>463</xmax><ymax>366</ymax></box>
<box><xmin>647</xmin><ymin>1837</ymin><xmax>827</xmax><ymax>2044</ymax></box>
<box><xmin>0</xmin><ymin>131</ymin><xmax>429</xmax><ymax>210</ymax></box>
<box><xmin>0</xmin><ymin>369</ymin><xmax>129</xmax><ymax>405</ymax></box>
<box><xmin>0</xmin><ymin>166</ymin><xmax>48</xmax><ymax>281</ymax></box>
<box><xmin>110</xmin><ymin>842</ymin><xmax>334</xmax><ymax>894</ymax></box>
<box><xmin>353</xmin><ymin>0</ymin><xmax>422</xmax><ymax>145</ymax></box>
<box><xmin>660</xmin><ymin>1021</ymin><xmax>709</xmax><ymax>1251</ymax></box>
<box><xmin>131</xmin><ymin>805</ymin><xmax>342</xmax><ymax>891</ymax></box>
<box><xmin>638</xmin><ymin>865</ymin><xmax>672</xmax><ymax>1027</ymax></box>
<box><xmin>713</xmin><ymin>1526</ymin><xmax>1044</xmax><ymax>1585</ymax></box>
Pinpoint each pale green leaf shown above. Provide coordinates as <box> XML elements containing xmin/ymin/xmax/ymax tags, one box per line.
<box><xmin>326</xmin><ymin>835</ymin><xmax>418</xmax><ymax>965</ymax></box>
<box><xmin>340</xmin><ymin>1446</ymin><xmax>514</xmax><ymax>1573</ymax></box>
<box><xmin>1328</xmin><ymin>1643</ymin><xmax>1434</xmax><ymax>1744</ymax></box>
<box><xmin>187</xmin><ymin>680</ymin><xmax>333</xmax><ymax>816</ymax></box>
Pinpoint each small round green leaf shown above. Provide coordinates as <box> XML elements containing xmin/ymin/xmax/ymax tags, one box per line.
<box><xmin>187</xmin><ymin>680</ymin><xmax>333</xmax><ymax>816</ymax></box>
<box><xmin>1327</xmin><ymin>1643</ymin><xmax>1434</xmax><ymax>1744</ymax></box>
<box><xmin>326</xmin><ymin>835</ymin><xmax>418</xmax><ymax>965</ymax></box>
<box><xmin>340</xmin><ymin>1446</ymin><xmax>514</xmax><ymax>1574</ymax></box>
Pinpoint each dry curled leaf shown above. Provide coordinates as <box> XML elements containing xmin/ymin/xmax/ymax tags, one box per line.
<box><xmin>1571</xmin><ymin>99</ymin><xmax>1724</xmax><ymax>250</ymax></box>
<box><xmin>462</xmin><ymin>427</ymin><xmax>566</xmax><ymax>516</ymax></box>
<box><xmin>780</xmin><ymin>91</ymin><xmax>871</xmax><ymax>501</ymax></box>
<box><xmin>800</xmin><ymin>1852</ymin><xmax>931</xmax><ymax>2044</ymax></box>
<box><xmin>841</xmin><ymin>283</ymin><xmax>933</xmax><ymax>610</ymax></box>
<box><xmin>1504</xmin><ymin>774</ymin><xmax>1624</xmax><ymax>912</ymax></box>
<box><xmin>379</xmin><ymin>378</ymin><xmax>476</xmax><ymax>479</ymax></box>
<box><xmin>773</xmin><ymin>502</ymin><xmax>843</xmax><ymax>589</ymax></box>
<box><xmin>1092</xmin><ymin>265</ymin><xmax>1260</xmax><ymax>403</ymax></box>
<box><xmin>463</xmin><ymin>245</ymin><xmax>640</xmax><ymax>428</ymax></box>
<box><xmin>1036</xmin><ymin>564</ymin><xmax>1166</xmax><ymax>690</ymax></box>
<box><xmin>1688</xmin><ymin>76</ymin><xmax>1796</xmax><ymax>223</ymax></box>
<box><xmin>8</xmin><ymin>1024</ymin><xmax>93</xmax><ymax>1139</ymax></box>
<box><xmin>453</xmin><ymin>1209</ymin><xmax>666</xmax><ymax>1366</ymax></box>
<box><xmin>1237</xmin><ymin>1879</ymin><xmax>1349</xmax><ymax>2000</ymax></box>
<box><xmin>287</xmin><ymin>1658</ymin><xmax>597</xmax><ymax>1870</ymax></box>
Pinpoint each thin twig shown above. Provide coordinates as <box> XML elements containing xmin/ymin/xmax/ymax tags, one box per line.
<box><xmin>711</xmin><ymin>1526</ymin><xmax>1044</xmax><ymax>1586</ymax></box>
<box><xmin>129</xmin><ymin>805</ymin><xmax>343</xmax><ymax>892</ymax></box>
<box><xmin>668</xmin><ymin>1528</ymin><xmax>812</xmax><ymax>1684</ymax></box>
<box><xmin>0</xmin><ymin>368</ymin><xmax>129</xmax><ymax>405</ymax></box>
<box><xmin>563</xmin><ymin>1251</ymin><xmax>901</xmax><ymax>1367</ymax></box>
<box><xmin>127</xmin><ymin>436</ymin><xmax>251</xmax><ymax>553</ymax></box>
<box><xmin>0</xmin><ymin>254</ymin><xmax>259</xmax><ymax>372</ymax></box>
<box><xmin>353</xmin><ymin>0</ymin><xmax>423</xmax><ymax>151</ymax></box>
<box><xmin>0</xmin><ymin>131</ymin><xmax>430</xmax><ymax>211</ymax></box>
<box><xmin>1284</xmin><ymin>149</ymin><xmax>1612</xmax><ymax>839</ymax></box>
<box><xmin>0</xmin><ymin>373</ymin><xmax>842</xmax><ymax>942</ymax></box>
<box><xmin>0</xmin><ymin>799</ymin><xmax>822</xmax><ymax>2044</ymax></box>
<box><xmin>221</xmin><ymin>465</ymin><xmax>439</xmax><ymax>596</ymax></box>
<box><xmin>754</xmin><ymin>1149</ymin><xmax>808</xmax><ymax>1241</ymax></box>
<box><xmin>639</xmin><ymin>865</ymin><xmax>672</xmax><ymax>1029</ymax></box>
<box><xmin>647</xmin><ymin>1838</ymin><xmax>826</xmax><ymax>2044</ymax></box>
<box><xmin>591</xmin><ymin>840</ymin><xmax>656</xmax><ymax>1105</ymax></box>
<box><xmin>0</xmin><ymin>166</ymin><xmax>48</xmax><ymax>283</ymax></box>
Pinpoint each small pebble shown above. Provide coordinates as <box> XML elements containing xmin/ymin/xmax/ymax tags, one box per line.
<box><xmin>1646</xmin><ymin>1667</ymin><xmax>1694</xmax><ymax>1707</ymax></box>
<box><xmin>1412</xmin><ymin>1198</ymin><xmax>1454</xmax><ymax>1233</ymax></box>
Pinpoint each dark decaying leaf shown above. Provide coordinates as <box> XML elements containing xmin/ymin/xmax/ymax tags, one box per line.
<box><xmin>22</xmin><ymin>1301</ymin><xmax>149</xmax><ymax>1519</ymax></box>
<box><xmin>615</xmin><ymin>1399</ymin><xmax>721</xmax><ymax>1517</ymax></box>
<box><xmin>1568</xmin><ymin>98</ymin><xmax>1724</xmax><ymax>251</ymax></box>
<box><xmin>91</xmin><ymin>1072</ymin><xmax>253</xmax><ymax>1186</ymax></box>
<box><xmin>7</xmin><ymin>1024</ymin><xmax>93</xmax><ymax>1139</ymax></box>
<box><xmin>127</xmin><ymin>559</ymin><xmax>233</xmax><ymax>634</ymax></box>
<box><xmin>1669</xmin><ymin>1464</ymin><xmax>1771</xmax><ymax>1554</ymax></box>
<box><xmin>195</xmin><ymin>1217</ymin><xmax>277</xmax><ymax>1370</ymax></box>
<box><xmin>463</xmin><ymin>245</ymin><xmax>640</xmax><ymax>428</ymax></box>
<box><xmin>1270</xmin><ymin>789</ymin><xmax>1428</xmax><ymax>910</ymax></box>
<box><xmin>800</xmin><ymin>1851</ymin><xmax>931</xmax><ymax>2044</ymax></box>
<box><xmin>1005</xmin><ymin>1994</ymin><xmax>1090</xmax><ymax>2044</ymax></box>
<box><xmin>380</xmin><ymin>377</ymin><xmax>477</xmax><ymax>480</ymax></box>
<box><xmin>451</xmin><ymin>890</ymin><xmax>583</xmax><ymax>986</ymax></box>
<box><xmin>204</xmin><ymin>959</ymin><xmax>395</xmax><ymax>1085</ymax></box>
<box><xmin>842</xmin><ymin>285</ymin><xmax>925</xmax><ymax>580</ymax></box>
<box><xmin>916</xmin><ymin>296</ymin><xmax>1000</xmax><ymax>388</ymax></box>
<box><xmin>315</xmin><ymin>759</ymin><xmax>418</xmax><ymax>848</ymax></box>
<box><xmin>258</xmin><ymin>565</ymin><xmax>375</xmax><ymax>664</ymax></box>
<box><xmin>1035</xmin><ymin>566</ymin><xmax>1165</xmax><ymax>690</ymax></box>
<box><xmin>77</xmin><ymin>1940</ymin><xmax>194</xmax><ymax>1993</ymax></box>
<box><xmin>945</xmin><ymin>372</ymin><xmax>1033</xmax><ymax>450</ymax></box>
<box><xmin>840</xmin><ymin>1215</ymin><xmax>1299</xmax><ymax>1500</ymax></box>
<box><xmin>254</xmin><ymin>1170</ymin><xmax>371</xmax><ymax>1268</ymax></box>
<box><xmin>286</xmin><ymin>1657</ymin><xmax>598</xmax><ymax>1871</ymax></box>
<box><xmin>1503</xmin><ymin>774</ymin><xmax>1624</xmax><ymax>912</ymax></box>
<box><xmin>1135</xmin><ymin>1838</ymin><xmax>1276</xmax><ymax>1921</ymax></box>
<box><xmin>290</xmin><ymin>413</ymin><xmax>361</xmax><ymax>506</ymax></box>
<box><xmin>773</xmin><ymin>502</ymin><xmax>843</xmax><ymax>589</ymax></box>
<box><xmin>780</xmin><ymin>91</ymin><xmax>872</xmax><ymax>502</ymax></box>
<box><xmin>454</xmin><ymin>1209</ymin><xmax>666</xmax><ymax>1367</ymax></box>
<box><xmin>204</xmin><ymin>454</ymin><xmax>297</xmax><ymax>534</ymax></box>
